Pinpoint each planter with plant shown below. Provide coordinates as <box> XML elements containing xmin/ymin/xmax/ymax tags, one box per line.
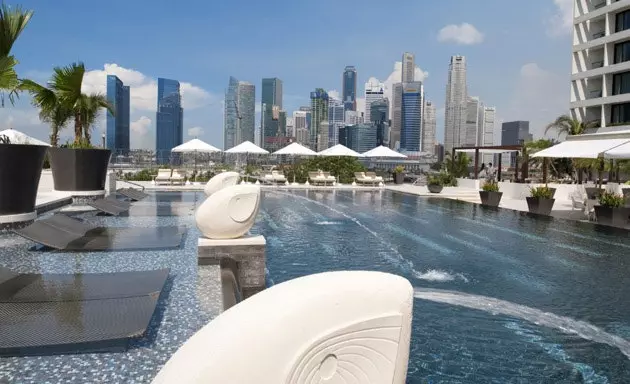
<box><xmin>479</xmin><ymin>181</ymin><xmax>502</xmax><ymax>207</ymax></box>
<box><xmin>393</xmin><ymin>165</ymin><xmax>405</xmax><ymax>184</ymax></box>
<box><xmin>526</xmin><ymin>186</ymin><xmax>555</xmax><ymax>215</ymax></box>
<box><xmin>21</xmin><ymin>62</ymin><xmax>114</xmax><ymax>193</ymax></box>
<box><xmin>427</xmin><ymin>174</ymin><xmax>444</xmax><ymax>194</ymax></box>
<box><xmin>594</xmin><ymin>191</ymin><xmax>630</xmax><ymax>227</ymax></box>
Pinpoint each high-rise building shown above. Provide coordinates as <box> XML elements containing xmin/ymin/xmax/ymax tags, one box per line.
<box><xmin>156</xmin><ymin>78</ymin><xmax>183</xmax><ymax>164</ymax></box>
<box><xmin>224</xmin><ymin>77</ymin><xmax>255</xmax><ymax>150</ymax></box>
<box><xmin>105</xmin><ymin>75</ymin><xmax>130</xmax><ymax>153</ymax></box>
<box><xmin>261</xmin><ymin>78</ymin><xmax>283</xmax><ymax>151</ymax></box>
<box><xmin>464</xmin><ymin>96</ymin><xmax>483</xmax><ymax>147</ymax></box>
<box><xmin>571</xmin><ymin>1</ymin><xmax>630</xmax><ymax>130</ymax></box>
<box><xmin>370</xmin><ymin>98</ymin><xmax>389</xmax><ymax>147</ymax></box>
<box><xmin>344</xmin><ymin>110</ymin><xmax>363</xmax><ymax>125</ymax></box>
<box><xmin>294</xmin><ymin>110</ymin><xmax>309</xmax><ymax>145</ymax></box>
<box><xmin>435</xmin><ymin>143</ymin><xmax>445</xmax><ymax>163</ymax></box>
<box><xmin>364</xmin><ymin>79</ymin><xmax>385</xmax><ymax>126</ymax></box>
<box><xmin>481</xmin><ymin>107</ymin><xmax>496</xmax><ymax>164</ymax></box>
<box><xmin>342</xmin><ymin>66</ymin><xmax>357</xmax><ymax>112</ymax></box>
<box><xmin>339</xmin><ymin>123</ymin><xmax>377</xmax><ymax>153</ymax></box>
<box><xmin>422</xmin><ymin>100</ymin><xmax>436</xmax><ymax>156</ymax></box>
<box><xmin>402</xmin><ymin>52</ymin><xmax>415</xmax><ymax>83</ymax></box>
<box><xmin>286</xmin><ymin>116</ymin><xmax>295</xmax><ymax>137</ymax></box>
<box><xmin>501</xmin><ymin>121</ymin><xmax>531</xmax><ymax>168</ymax></box>
<box><xmin>444</xmin><ymin>55</ymin><xmax>468</xmax><ymax>153</ymax></box>
<box><xmin>328</xmin><ymin>97</ymin><xmax>345</xmax><ymax>147</ymax></box>
<box><xmin>310</xmin><ymin>89</ymin><xmax>329</xmax><ymax>151</ymax></box>
<box><xmin>400</xmin><ymin>82</ymin><xmax>423</xmax><ymax>153</ymax></box>
<box><xmin>390</xmin><ymin>83</ymin><xmax>403</xmax><ymax>150</ymax></box>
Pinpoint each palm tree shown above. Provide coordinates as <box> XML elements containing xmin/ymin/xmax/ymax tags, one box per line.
<box><xmin>20</xmin><ymin>62</ymin><xmax>114</xmax><ymax>146</ymax></box>
<box><xmin>545</xmin><ymin>115</ymin><xmax>597</xmax><ymax>137</ymax></box>
<box><xmin>444</xmin><ymin>152</ymin><xmax>470</xmax><ymax>178</ymax></box>
<box><xmin>0</xmin><ymin>3</ymin><xmax>33</xmax><ymax>106</ymax></box>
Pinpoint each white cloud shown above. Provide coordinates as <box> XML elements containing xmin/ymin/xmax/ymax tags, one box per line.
<box><xmin>187</xmin><ymin>126</ymin><xmax>204</xmax><ymax>137</ymax></box>
<box><xmin>547</xmin><ymin>0</ymin><xmax>573</xmax><ymax>37</ymax></box>
<box><xmin>130</xmin><ymin>115</ymin><xmax>153</xmax><ymax>149</ymax></box>
<box><xmin>82</xmin><ymin>63</ymin><xmax>214</xmax><ymax>112</ymax></box>
<box><xmin>327</xmin><ymin>89</ymin><xmax>340</xmax><ymax>100</ymax></box>
<box><xmin>437</xmin><ymin>23</ymin><xmax>484</xmax><ymax>45</ymax></box>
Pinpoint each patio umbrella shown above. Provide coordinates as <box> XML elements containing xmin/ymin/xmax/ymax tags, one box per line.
<box><xmin>225</xmin><ymin>141</ymin><xmax>269</xmax><ymax>183</ymax></box>
<box><xmin>171</xmin><ymin>138</ymin><xmax>221</xmax><ymax>181</ymax></box>
<box><xmin>0</xmin><ymin>128</ymin><xmax>50</xmax><ymax>146</ymax></box>
<box><xmin>362</xmin><ymin>146</ymin><xmax>407</xmax><ymax>158</ymax></box>
<box><xmin>272</xmin><ymin>142</ymin><xmax>318</xmax><ymax>184</ymax></box>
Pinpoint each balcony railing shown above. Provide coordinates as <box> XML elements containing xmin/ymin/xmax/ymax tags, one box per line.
<box><xmin>593</xmin><ymin>1</ymin><xmax>606</xmax><ymax>9</ymax></box>
<box><xmin>592</xmin><ymin>60</ymin><xmax>604</xmax><ymax>68</ymax></box>
<box><xmin>589</xmin><ymin>89</ymin><xmax>603</xmax><ymax>98</ymax></box>
<box><xmin>592</xmin><ymin>31</ymin><xmax>606</xmax><ymax>39</ymax></box>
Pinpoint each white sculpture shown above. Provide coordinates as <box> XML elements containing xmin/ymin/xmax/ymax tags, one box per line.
<box><xmin>152</xmin><ymin>271</ymin><xmax>413</xmax><ymax>384</ymax></box>
<box><xmin>204</xmin><ymin>171</ymin><xmax>240</xmax><ymax>197</ymax></box>
<box><xmin>196</xmin><ymin>184</ymin><xmax>261</xmax><ymax>239</ymax></box>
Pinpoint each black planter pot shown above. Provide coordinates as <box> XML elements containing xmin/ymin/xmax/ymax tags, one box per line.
<box><xmin>48</xmin><ymin>148</ymin><xmax>111</xmax><ymax>192</ymax></box>
<box><xmin>479</xmin><ymin>191</ymin><xmax>503</xmax><ymax>207</ymax></box>
<box><xmin>585</xmin><ymin>187</ymin><xmax>601</xmax><ymax>200</ymax></box>
<box><xmin>427</xmin><ymin>184</ymin><xmax>443</xmax><ymax>194</ymax></box>
<box><xmin>548</xmin><ymin>188</ymin><xmax>557</xmax><ymax>198</ymax></box>
<box><xmin>526</xmin><ymin>197</ymin><xmax>555</xmax><ymax>216</ymax></box>
<box><xmin>594</xmin><ymin>206</ymin><xmax>630</xmax><ymax>228</ymax></box>
<box><xmin>394</xmin><ymin>172</ymin><xmax>404</xmax><ymax>184</ymax></box>
<box><xmin>622</xmin><ymin>188</ymin><xmax>630</xmax><ymax>206</ymax></box>
<box><xmin>0</xmin><ymin>144</ymin><xmax>48</xmax><ymax>216</ymax></box>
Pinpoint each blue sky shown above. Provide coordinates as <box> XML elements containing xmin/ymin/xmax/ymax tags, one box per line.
<box><xmin>1</xmin><ymin>0</ymin><xmax>573</xmax><ymax>149</ymax></box>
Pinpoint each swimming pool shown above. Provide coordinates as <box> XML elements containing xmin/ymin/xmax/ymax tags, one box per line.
<box><xmin>259</xmin><ymin>189</ymin><xmax>630</xmax><ymax>383</ymax></box>
<box><xmin>1</xmin><ymin>189</ymin><xmax>629</xmax><ymax>383</ymax></box>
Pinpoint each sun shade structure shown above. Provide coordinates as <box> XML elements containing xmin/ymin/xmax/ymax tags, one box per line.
<box><xmin>531</xmin><ymin>138</ymin><xmax>630</xmax><ymax>158</ymax></box>
<box><xmin>0</xmin><ymin>267</ymin><xmax>169</xmax><ymax>357</ymax></box>
<box><xmin>0</xmin><ymin>129</ymin><xmax>50</xmax><ymax>146</ymax></box>
<box><xmin>272</xmin><ymin>142</ymin><xmax>317</xmax><ymax>156</ymax></box>
<box><xmin>455</xmin><ymin>148</ymin><xmax>518</xmax><ymax>154</ymax></box>
<box><xmin>603</xmin><ymin>141</ymin><xmax>630</xmax><ymax>158</ymax></box>
<box><xmin>225</xmin><ymin>141</ymin><xmax>269</xmax><ymax>154</ymax></box>
<box><xmin>318</xmin><ymin>144</ymin><xmax>363</xmax><ymax>157</ymax></box>
<box><xmin>171</xmin><ymin>139</ymin><xmax>221</xmax><ymax>153</ymax></box>
<box><xmin>362</xmin><ymin>146</ymin><xmax>407</xmax><ymax>158</ymax></box>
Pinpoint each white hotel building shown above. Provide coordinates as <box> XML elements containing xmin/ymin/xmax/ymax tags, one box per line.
<box><xmin>572</xmin><ymin>0</ymin><xmax>630</xmax><ymax>131</ymax></box>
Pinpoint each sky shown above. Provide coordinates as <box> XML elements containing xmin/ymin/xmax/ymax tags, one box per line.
<box><xmin>0</xmin><ymin>0</ymin><xmax>574</xmax><ymax>149</ymax></box>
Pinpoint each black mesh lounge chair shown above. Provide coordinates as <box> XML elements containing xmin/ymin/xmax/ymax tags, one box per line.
<box><xmin>13</xmin><ymin>214</ymin><xmax>186</xmax><ymax>251</ymax></box>
<box><xmin>117</xmin><ymin>188</ymin><xmax>149</xmax><ymax>201</ymax></box>
<box><xmin>0</xmin><ymin>267</ymin><xmax>169</xmax><ymax>356</ymax></box>
<box><xmin>87</xmin><ymin>197</ymin><xmax>131</xmax><ymax>216</ymax></box>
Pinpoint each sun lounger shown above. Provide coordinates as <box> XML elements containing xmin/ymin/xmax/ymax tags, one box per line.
<box><xmin>170</xmin><ymin>170</ymin><xmax>186</xmax><ymax>185</ymax></box>
<box><xmin>271</xmin><ymin>170</ymin><xmax>287</xmax><ymax>183</ymax></box>
<box><xmin>354</xmin><ymin>172</ymin><xmax>372</xmax><ymax>185</ymax></box>
<box><xmin>322</xmin><ymin>171</ymin><xmax>336</xmax><ymax>184</ymax></box>
<box><xmin>0</xmin><ymin>266</ymin><xmax>169</xmax><ymax>357</ymax></box>
<box><xmin>308</xmin><ymin>171</ymin><xmax>329</xmax><ymax>186</ymax></box>
<box><xmin>365</xmin><ymin>172</ymin><xmax>384</xmax><ymax>185</ymax></box>
<box><xmin>154</xmin><ymin>169</ymin><xmax>172</xmax><ymax>185</ymax></box>
<box><xmin>117</xmin><ymin>188</ymin><xmax>149</xmax><ymax>201</ymax></box>
<box><xmin>13</xmin><ymin>214</ymin><xmax>187</xmax><ymax>251</ymax></box>
<box><xmin>87</xmin><ymin>197</ymin><xmax>131</xmax><ymax>216</ymax></box>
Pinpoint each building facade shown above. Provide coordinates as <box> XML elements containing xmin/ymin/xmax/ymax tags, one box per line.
<box><xmin>400</xmin><ymin>82</ymin><xmax>423</xmax><ymax>153</ymax></box>
<box><xmin>402</xmin><ymin>52</ymin><xmax>415</xmax><ymax>83</ymax></box>
<box><xmin>156</xmin><ymin>78</ymin><xmax>183</xmax><ymax>164</ymax></box>
<box><xmin>464</xmin><ymin>96</ymin><xmax>484</xmax><ymax>147</ymax></box>
<box><xmin>224</xmin><ymin>77</ymin><xmax>255</xmax><ymax>150</ymax></box>
<box><xmin>328</xmin><ymin>97</ymin><xmax>345</xmax><ymax>147</ymax></box>
<box><xmin>261</xmin><ymin>78</ymin><xmax>283</xmax><ymax>151</ymax></box>
<box><xmin>481</xmin><ymin>107</ymin><xmax>496</xmax><ymax>164</ymax></box>
<box><xmin>501</xmin><ymin>120</ymin><xmax>532</xmax><ymax>168</ymax></box>
<box><xmin>571</xmin><ymin>0</ymin><xmax>630</xmax><ymax>131</ymax></box>
<box><xmin>106</xmin><ymin>75</ymin><xmax>130</xmax><ymax>153</ymax></box>
<box><xmin>339</xmin><ymin>123</ymin><xmax>377</xmax><ymax>153</ymax></box>
<box><xmin>310</xmin><ymin>89</ymin><xmax>329</xmax><ymax>151</ymax></box>
<box><xmin>342</xmin><ymin>66</ymin><xmax>357</xmax><ymax>112</ymax></box>
<box><xmin>370</xmin><ymin>98</ymin><xmax>390</xmax><ymax>147</ymax></box>
<box><xmin>444</xmin><ymin>55</ymin><xmax>468</xmax><ymax>153</ymax></box>
<box><xmin>390</xmin><ymin>83</ymin><xmax>403</xmax><ymax>150</ymax></box>
<box><xmin>364</xmin><ymin>78</ymin><xmax>385</xmax><ymax>126</ymax></box>
<box><xmin>422</xmin><ymin>100</ymin><xmax>436</xmax><ymax>155</ymax></box>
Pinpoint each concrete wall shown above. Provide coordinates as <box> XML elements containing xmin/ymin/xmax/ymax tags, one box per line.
<box><xmin>456</xmin><ymin>178</ymin><xmax>480</xmax><ymax>190</ymax></box>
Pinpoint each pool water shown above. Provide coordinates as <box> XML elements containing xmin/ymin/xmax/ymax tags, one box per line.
<box><xmin>257</xmin><ymin>189</ymin><xmax>630</xmax><ymax>383</ymax></box>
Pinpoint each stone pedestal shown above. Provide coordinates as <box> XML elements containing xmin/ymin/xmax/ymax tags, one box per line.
<box><xmin>198</xmin><ymin>235</ymin><xmax>266</xmax><ymax>309</ymax></box>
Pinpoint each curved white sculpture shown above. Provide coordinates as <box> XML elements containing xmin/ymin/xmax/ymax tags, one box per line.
<box><xmin>196</xmin><ymin>184</ymin><xmax>261</xmax><ymax>239</ymax></box>
<box><xmin>204</xmin><ymin>171</ymin><xmax>240</xmax><ymax>197</ymax></box>
<box><xmin>152</xmin><ymin>271</ymin><xmax>413</xmax><ymax>384</ymax></box>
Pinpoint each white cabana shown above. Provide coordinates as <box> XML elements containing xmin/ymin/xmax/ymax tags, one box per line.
<box><xmin>0</xmin><ymin>129</ymin><xmax>50</xmax><ymax>146</ymax></box>
<box><xmin>225</xmin><ymin>141</ymin><xmax>269</xmax><ymax>154</ymax></box>
<box><xmin>362</xmin><ymin>146</ymin><xmax>407</xmax><ymax>158</ymax></box>
<box><xmin>604</xmin><ymin>142</ymin><xmax>630</xmax><ymax>158</ymax></box>
<box><xmin>171</xmin><ymin>138</ymin><xmax>221</xmax><ymax>153</ymax></box>
<box><xmin>531</xmin><ymin>138</ymin><xmax>630</xmax><ymax>158</ymax></box>
<box><xmin>272</xmin><ymin>142</ymin><xmax>317</xmax><ymax>156</ymax></box>
<box><xmin>455</xmin><ymin>148</ymin><xmax>517</xmax><ymax>154</ymax></box>
<box><xmin>318</xmin><ymin>144</ymin><xmax>362</xmax><ymax>157</ymax></box>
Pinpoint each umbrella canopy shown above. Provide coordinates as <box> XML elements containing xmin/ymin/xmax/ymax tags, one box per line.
<box><xmin>318</xmin><ymin>144</ymin><xmax>362</xmax><ymax>157</ymax></box>
<box><xmin>171</xmin><ymin>138</ymin><xmax>221</xmax><ymax>153</ymax></box>
<box><xmin>362</xmin><ymin>145</ymin><xmax>407</xmax><ymax>158</ymax></box>
<box><xmin>0</xmin><ymin>129</ymin><xmax>50</xmax><ymax>146</ymax></box>
<box><xmin>272</xmin><ymin>142</ymin><xmax>317</xmax><ymax>156</ymax></box>
<box><xmin>225</xmin><ymin>141</ymin><xmax>269</xmax><ymax>154</ymax></box>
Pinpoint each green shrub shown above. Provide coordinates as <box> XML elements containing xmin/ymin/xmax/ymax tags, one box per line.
<box><xmin>61</xmin><ymin>138</ymin><xmax>95</xmax><ymax>149</ymax></box>
<box><xmin>283</xmin><ymin>157</ymin><xmax>366</xmax><ymax>184</ymax></box>
<box><xmin>598</xmin><ymin>191</ymin><xmax>625</xmax><ymax>208</ymax></box>
<box><xmin>482</xmin><ymin>181</ymin><xmax>499</xmax><ymax>192</ymax></box>
<box><xmin>530</xmin><ymin>186</ymin><xmax>553</xmax><ymax>199</ymax></box>
<box><xmin>427</xmin><ymin>174</ymin><xmax>443</xmax><ymax>186</ymax></box>
<box><xmin>124</xmin><ymin>168</ymin><xmax>157</xmax><ymax>181</ymax></box>
<box><xmin>394</xmin><ymin>165</ymin><xmax>405</xmax><ymax>173</ymax></box>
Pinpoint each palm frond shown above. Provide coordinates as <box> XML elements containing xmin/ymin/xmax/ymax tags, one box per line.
<box><xmin>0</xmin><ymin>3</ymin><xmax>33</xmax><ymax>57</ymax></box>
<box><xmin>49</xmin><ymin>62</ymin><xmax>85</xmax><ymax>106</ymax></box>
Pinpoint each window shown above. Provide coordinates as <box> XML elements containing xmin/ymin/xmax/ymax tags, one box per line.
<box><xmin>614</xmin><ymin>41</ymin><xmax>630</xmax><ymax>64</ymax></box>
<box><xmin>616</xmin><ymin>10</ymin><xmax>630</xmax><ymax>33</ymax></box>
<box><xmin>612</xmin><ymin>71</ymin><xmax>630</xmax><ymax>95</ymax></box>
<box><xmin>611</xmin><ymin>103</ymin><xmax>630</xmax><ymax>124</ymax></box>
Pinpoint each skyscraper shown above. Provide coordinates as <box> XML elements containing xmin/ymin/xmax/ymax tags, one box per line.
<box><xmin>400</xmin><ymin>82</ymin><xmax>423</xmax><ymax>153</ymax></box>
<box><xmin>390</xmin><ymin>83</ymin><xmax>403</xmax><ymax>150</ymax></box>
<box><xmin>464</xmin><ymin>96</ymin><xmax>483</xmax><ymax>147</ymax></box>
<box><xmin>156</xmin><ymin>78</ymin><xmax>183</xmax><ymax>164</ymax></box>
<box><xmin>422</xmin><ymin>100</ymin><xmax>436</xmax><ymax>156</ymax></box>
<box><xmin>339</xmin><ymin>123</ymin><xmax>377</xmax><ymax>153</ymax></box>
<box><xmin>105</xmin><ymin>75</ymin><xmax>130</xmax><ymax>152</ymax></box>
<box><xmin>261</xmin><ymin>78</ymin><xmax>283</xmax><ymax>151</ymax></box>
<box><xmin>310</xmin><ymin>88</ymin><xmax>329</xmax><ymax>151</ymax></box>
<box><xmin>444</xmin><ymin>55</ymin><xmax>468</xmax><ymax>153</ymax></box>
<box><xmin>370</xmin><ymin>98</ymin><xmax>389</xmax><ymax>147</ymax></box>
<box><xmin>224</xmin><ymin>77</ymin><xmax>239</xmax><ymax>150</ymax></box>
<box><xmin>501</xmin><ymin>121</ymin><xmax>531</xmax><ymax>168</ymax></box>
<box><xmin>328</xmin><ymin>97</ymin><xmax>345</xmax><ymax>147</ymax></box>
<box><xmin>342</xmin><ymin>66</ymin><xmax>357</xmax><ymax>112</ymax></box>
<box><xmin>364</xmin><ymin>79</ymin><xmax>385</xmax><ymax>126</ymax></box>
<box><xmin>237</xmin><ymin>81</ymin><xmax>256</xmax><ymax>145</ymax></box>
<box><xmin>402</xmin><ymin>52</ymin><xmax>415</xmax><ymax>83</ymax></box>
<box><xmin>481</xmin><ymin>107</ymin><xmax>496</xmax><ymax>164</ymax></box>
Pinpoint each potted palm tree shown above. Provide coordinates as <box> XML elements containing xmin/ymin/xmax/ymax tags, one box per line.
<box><xmin>21</xmin><ymin>62</ymin><xmax>114</xmax><ymax>193</ymax></box>
<box><xmin>526</xmin><ymin>186</ymin><xmax>555</xmax><ymax>215</ymax></box>
<box><xmin>393</xmin><ymin>165</ymin><xmax>404</xmax><ymax>184</ymax></box>
<box><xmin>479</xmin><ymin>180</ymin><xmax>502</xmax><ymax>207</ymax></box>
<box><xmin>594</xmin><ymin>191</ymin><xmax>629</xmax><ymax>227</ymax></box>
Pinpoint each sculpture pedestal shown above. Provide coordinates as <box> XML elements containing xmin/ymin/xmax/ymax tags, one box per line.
<box><xmin>198</xmin><ymin>235</ymin><xmax>266</xmax><ymax>309</ymax></box>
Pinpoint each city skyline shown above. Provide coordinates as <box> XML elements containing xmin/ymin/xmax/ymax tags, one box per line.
<box><xmin>1</xmin><ymin>0</ymin><xmax>573</xmax><ymax>149</ymax></box>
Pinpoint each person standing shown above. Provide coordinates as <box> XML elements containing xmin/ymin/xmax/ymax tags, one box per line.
<box><xmin>486</xmin><ymin>162</ymin><xmax>497</xmax><ymax>182</ymax></box>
